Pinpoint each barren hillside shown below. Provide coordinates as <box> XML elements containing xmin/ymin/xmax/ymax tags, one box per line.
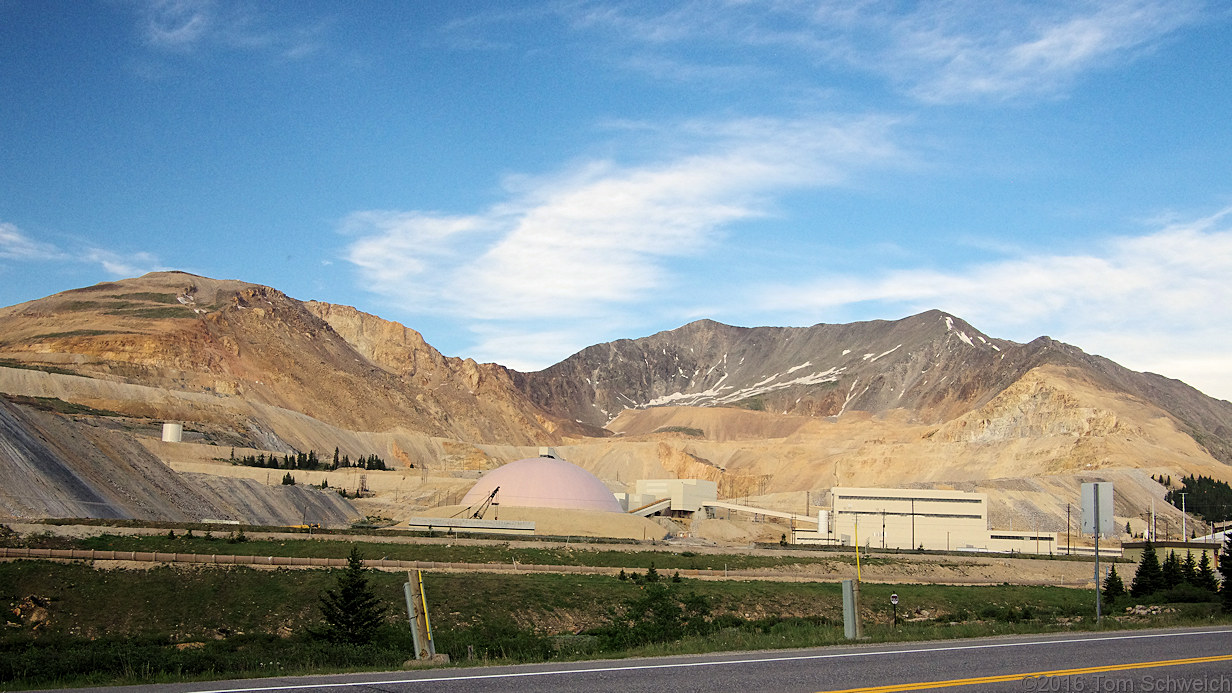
<box><xmin>514</xmin><ymin>312</ymin><xmax>1232</xmax><ymax>466</ymax></box>
<box><xmin>2</xmin><ymin>272</ymin><xmax>1230</xmax><ymax>542</ymax></box>
<box><xmin>0</xmin><ymin>398</ymin><xmax>359</xmax><ymax>526</ymax></box>
<box><xmin>0</xmin><ymin>272</ymin><xmax>574</xmax><ymax>446</ymax></box>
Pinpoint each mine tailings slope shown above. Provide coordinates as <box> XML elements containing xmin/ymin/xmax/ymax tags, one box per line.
<box><xmin>0</xmin><ymin>398</ymin><xmax>360</xmax><ymax>526</ymax></box>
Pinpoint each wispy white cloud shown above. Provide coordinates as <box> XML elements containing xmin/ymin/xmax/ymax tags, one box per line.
<box><xmin>552</xmin><ymin>0</ymin><xmax>1209</xmax><ymax>103</ymax></box>
<box><xmin>0</xmin><ymin>222</ymin><xmax>62</xmax><ymax>260</ymax></box>
<box><xmin>83</xmin><ymin>248</ymin><xmax>166</xmax><ymax>278</ymax></box>
<box><xmin>463</xmin><ymin>324</ymin><xmax>621</xmax><ymax>372</ymax></box>
<box><xmin>883</xmin><ymin>0</ymin><xmax>1206</xmax><ymax>103</ymax></box>
<box><xmin>137</xmin><ymin>0</ymin><xmax>324</xmax><ymax>60</ymax></box>
<box><xmin>753</xmin><ymin>207</ymin><xmax>1232</xmax><ymax>400</ymax></box>
<box><xmin>143</xmin><ymin>0</ymin><xmax>213</xmax><ymax>49</ymax></box>
<box><xmin>343</xmin><ymin>114</ymin><xmax>901</xmax><ymax>320</ymax></box>
<box><xmin>0</xmin><ymin>221</ymin><xmax>165</xmax><ymax>278</ymax></box>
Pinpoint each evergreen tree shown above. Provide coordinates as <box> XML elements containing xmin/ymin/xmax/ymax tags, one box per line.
<box><xmin>318</xmin><ymin>547</ymin><xmax>388</xmax><ymax>644</ymax></box>
<box><xmin>282</xmin><ymin>472</ymin><xmax>295</xmax><ymax>485</ymax></box>
<box><xmin>1102</xmin><ymin>564</ymin><xmax>1126</xmax><ymax>603</ymax></box>
<box><xmin>1160</xmin><ymin>550</ymin><xmax>1182</xmax><ymax>589</ymax></box>
<box><xmin>1219</xmin><ymin>535</ymin><xmax>1232</xmax><ymax>612</ymax></box>
<box><xmin>1180</xmin><ymin>551</ymin><xmax>1198</xmax><ymax>585</ymax></box>
<box><xmin>1196</xmin><ymin>551</ymin><xmax>1220</xmax><ymax>593</ymax></box>
<box><xmin>1164</xmin><ymin>475</ymin><xmax>1232</xmax><ymax>524</ymax></box>
<box><xmin>1131</xmin><ymin>540</ymin><xmax>1164</xmax><ymax>597</ymax></box>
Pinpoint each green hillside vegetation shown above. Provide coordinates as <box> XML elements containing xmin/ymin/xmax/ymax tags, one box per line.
<box><xmin>229</xmin><ymin>449</ymin><xmax>388</xmax><ymax>472</ymax></box>
<box><xmin>652</xmin><ymin>426</ymin><xmax>705</xmax><ymax>437</ymax></box>
<box><xmin>1163</xmin><ymin>474</ymin><xmax>1232</xmax><ymax>524</ymax></box>
<box><xmin>15</xmin><ymin>531</ymin><xmax>916</xmax><ymax>571</ymax></box>
<box><xmin>3</xmin><ymin>527</ymin><xmax>1231</xmax><ymax>689</ymax></box>
<box><xmin>1</xmin><ymin>394</ymin><xmax>122</xmax><ymax>417</ymax></box>
<box><xmin>2</xmin><ymin>558</ymin><xmax>1178</xmax><ymax>690</ymax></box>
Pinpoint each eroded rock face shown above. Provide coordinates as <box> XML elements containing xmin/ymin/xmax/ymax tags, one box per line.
<box><xmin>2</xmin><ymin>271</ymin><xmax>1231</xmax><ymax>537</ymax></box>
<box><xmin>0</xmin><ymin>398</ymin><xmax>359</xmax><ymax>526</ymax></box>
<box><xmin>514</xmin><ymin>312</ymin><xmax>1232</xmax><ymax>466</ymax></box>
<box><xmin>0</xmin><ymin>272</ymin><xmax>581</xmax><ymax>446</ymax></box>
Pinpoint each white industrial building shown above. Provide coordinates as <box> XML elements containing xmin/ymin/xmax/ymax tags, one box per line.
<box><xmin>623</xmin><ymin>481</ymin><xmax>1058</xmax><ymax>554</ymax></box>
<box><xmin>620</xmin><ymin>478</ymin><xmax>718</xmax><ymax>516</ymax></box>
<box><xmin>821</xmin><ymin>487</ymin><xmax>1056</xmax><ymax>554</ymax></box>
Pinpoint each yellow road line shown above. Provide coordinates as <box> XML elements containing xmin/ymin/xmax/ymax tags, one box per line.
<box><xmin>818</xmin><ymin>653</ymin><xmax>1232</xmax><ymax>692</ymax></box>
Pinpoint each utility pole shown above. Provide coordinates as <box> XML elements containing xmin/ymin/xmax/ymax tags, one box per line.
<box><xmin>1094</xmin><ymin>483</ymin><xmax>1102</xmax><ymax>625</ymax></box>
<box><xmin>911</xmin><ymin>498</ymin><xmax>916</xmax><ymax>550</ymax></box>
<box><xmin>854</xmin><ymin>515</ymin><xmax>862</xmax><ymax>582</ymax></box>
<box><xmin>882</xmin><ymin>509</ymin><xmax>886</xmax><ymax>550</ymax></box>
<box><xmin>1067</xmin><ymin>503</ymin><xmax>1071</xmax><ymax>555</ymax></box>
<box><xmin>1181</xmin><ymin>493</ymin><xmax>1188</xmax><ymax>541</ymax></box>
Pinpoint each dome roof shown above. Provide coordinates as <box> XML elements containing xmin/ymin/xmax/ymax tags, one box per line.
<box><xmin>461</xmin><ymin>457</ymin><xmax>622</xmax><ymax>513</ymax></box>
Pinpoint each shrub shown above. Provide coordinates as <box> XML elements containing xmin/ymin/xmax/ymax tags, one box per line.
<box><xmin>316</xmin><ymin>548</ymin><xmax>387</xmax><ymax>645</ymax></box>
<box><xmin>1131</xmin><ymin>541</ymin><xmax>1163</xmax><ymax>597</ymax></box>
<box><xmin>589</xmin><ymin>583</ymin><xmax>713</xmax><ymax>649</ymax></box>
<box><xmin>1103</xmin><ymin>564</ymin><xmax>1126</xmax><ymax>603</ymax></box>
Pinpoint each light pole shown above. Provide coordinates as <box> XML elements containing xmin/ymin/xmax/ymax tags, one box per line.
<box><xmin>1181</xmin><ymin>493</ymin><xmax>1188</xmax><ymax>541</ymax></box>
<box><xmin>1066</xmin><ymin>503</ymin><xmax>1071</xmax><ymax>555</ymax></box>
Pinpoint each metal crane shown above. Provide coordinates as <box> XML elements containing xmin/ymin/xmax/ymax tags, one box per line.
<box><xmin>470</xmin><ymin>487</ymin><xmax>499</xmax><ymax>519</ymax></box>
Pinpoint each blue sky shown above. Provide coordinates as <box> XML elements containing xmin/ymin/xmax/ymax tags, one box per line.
<box><xmin>3</xmin><ymin>1</ymin><xmax>1232</xmax><ymax>400</ymax></box>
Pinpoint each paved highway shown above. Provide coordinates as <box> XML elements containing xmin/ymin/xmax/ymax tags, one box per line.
<box><xmin>57</xmin><ymin>627</ymin><xmax>1232</xmax><ymax>693</ymax></box>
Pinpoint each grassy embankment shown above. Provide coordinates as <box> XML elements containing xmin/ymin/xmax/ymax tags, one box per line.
<box><xmin>24</xmin><ymin>528</ymin><xmax>1102</xmax><ymax>571</ymax></box>
<box><xmin>2</xmin><ymin>532</ymin><xmax>1226</xmax><ymax>689</ymax></box>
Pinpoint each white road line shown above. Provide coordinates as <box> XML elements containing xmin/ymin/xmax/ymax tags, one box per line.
<box><xmin>192</xmin><ymin>628</ymin><xmax>1232</xmax><ymax>693</ymax></box>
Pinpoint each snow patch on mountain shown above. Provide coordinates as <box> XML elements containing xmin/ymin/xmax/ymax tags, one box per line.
<box><xmin>645</xmin><ymin>365</ymin><xmax>846</xmax><ymax>408</ymax></box>
<box><xmin>869</xmin><ymin>345</ymin><xmax>901</xmax><ymax>363</ymax></box>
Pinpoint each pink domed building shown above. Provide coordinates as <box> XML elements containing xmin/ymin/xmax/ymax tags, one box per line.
<box><xmin>460</xmin><ymin>457</ymin><xmax>622</xmax><ymax>513</ymax></box>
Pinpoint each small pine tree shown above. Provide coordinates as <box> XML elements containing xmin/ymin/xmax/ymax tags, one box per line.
<box><xmin>282</xmin><ymin>472</ymin><xmax>295</xmax><ymax>485</ymax></box>
<box><xmin>1196</xmin><ymin>551</ymin><xmax>1220</xmax><ymax>593</ymax></box>
<box><xmin>1103</xmin><ymin>564</ymin><xmax>1126</xmax><ymax>603</ymax></box>
<box><xmin>318</xmin><ymin>547</ymin><xmax>387</xmax><ymax>644</ymax></box>
<box><xmin>645</xmin><ymin>563</ymin><xmax>660</xmax><ymax>583</ymax></box>
<box><xmin>1180</xmin><ymin>551</ymin><xmax>1198</xmax><ymax>585</ymax></box>
<box><xmin>1131</xmin><ymin>540</ymin><xmax>1164</xmax><ymax>598</ymax></box>
<box><xmin>1161</xmin><ymin>550</ymin><xmax>1182</xmax><ymax>589</ymax></box>
<box><xmin>1219</xmin><ymin>535</ymin><xmax>1232</xmax><ymax>612</ymax></box>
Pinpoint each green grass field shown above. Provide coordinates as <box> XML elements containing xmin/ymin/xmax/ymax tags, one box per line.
<box><xmin>17</xmin><ymin>529</ymin><xmax>1100</xmax><ymax>572</ymax></box>
<box><xmin>3</xmin><ymin>553</ymin><xmax>1226</xmax><ymax>690</ymax></box>
<box><xmin>0</xmin><ymin>528</ymin><xmax>1222</xmax><ymax>689</ymax></box>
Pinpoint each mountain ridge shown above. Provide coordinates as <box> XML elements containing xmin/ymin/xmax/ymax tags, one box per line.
<box><xmin>3</xmin><ymin>271</ymin><xmax>1232</xmax><ymax>534</ymax></box>
<box><xmin>512</xmin><ymin>311</ymin><xmax>1232</xmax><ymax>465</ymax></box>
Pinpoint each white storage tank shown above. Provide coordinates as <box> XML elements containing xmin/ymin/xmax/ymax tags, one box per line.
<box><xmin>161</xmin><ymin>422</ymin><xmax>183</xmax><ymax>443</ymax></box>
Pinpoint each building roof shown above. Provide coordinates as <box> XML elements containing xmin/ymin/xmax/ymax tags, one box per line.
<box><xmin>460</xmin><ymin>457</ymin><xmax>623</xmax><ymax>513</ymax></box>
